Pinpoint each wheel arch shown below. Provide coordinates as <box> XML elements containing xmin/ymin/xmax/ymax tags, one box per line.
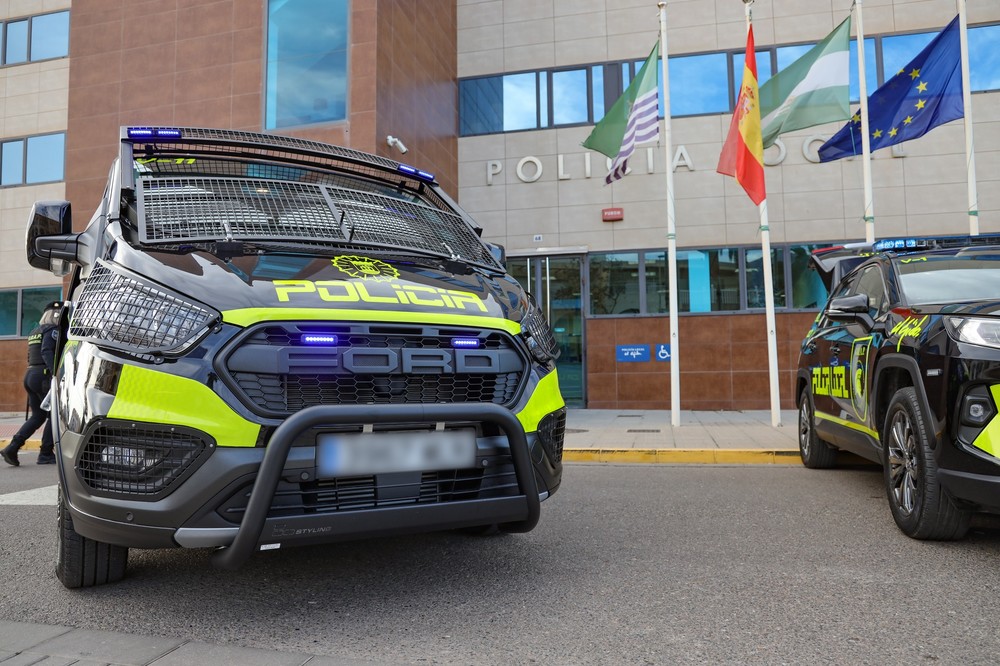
<box><xmin>873</xmin><ymin>354</ymin><xmax>939</xmax><ymax>448</ymax></box>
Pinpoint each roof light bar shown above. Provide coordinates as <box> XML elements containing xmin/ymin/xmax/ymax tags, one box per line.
<box><xmin>397</xmin><ymin>163</ymin><xmax>435</xmax><ymax>182</ymax></box>
<box><xmin>127</xmin><ymin>127</ymin><xmax>183</xmax><ymax>140</ymax></box>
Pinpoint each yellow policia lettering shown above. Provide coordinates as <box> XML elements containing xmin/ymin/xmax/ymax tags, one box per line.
<box><xmin>812</xmin><ymin>366</ymin><xmax>851</xmax><ymax>398</ymax></box>
<box><xmin>890</xmin><ymin>315</ymin><xmax>928</xmax><ymax>351</ymax></box>
<box><xmin>272</xmin><ymin>279</ymin><xmax>487</xmax><ymax>312</ymax></box>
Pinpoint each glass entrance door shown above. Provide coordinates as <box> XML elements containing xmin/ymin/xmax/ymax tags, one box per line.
<box><xmin>508</xmin><ymin>255</ymin><xmax>584</xmax><ymax>406</ymax></box>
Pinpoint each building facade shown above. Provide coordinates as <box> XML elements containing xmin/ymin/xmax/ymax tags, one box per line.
<box><xmin>0</xmin><ymin>0</ymin><xmax>997</xmax><ymax>412</ymax></box>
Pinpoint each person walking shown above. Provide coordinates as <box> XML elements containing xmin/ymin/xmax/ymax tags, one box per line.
<box><xmin>1</xmin><ymin>302</ymin><xmax>60</xmax><ymax>466</ymax></box>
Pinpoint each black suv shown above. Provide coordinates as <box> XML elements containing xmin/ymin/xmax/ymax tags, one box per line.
<box><xmin>797</xmin><ymin>235</ymin><xmax>1000</xmax><ymax>540</ymax></box>
<box><xmin>26</xmin><ymin>127</ymin><xmax>565</xmax><ymax>587</ymax></box>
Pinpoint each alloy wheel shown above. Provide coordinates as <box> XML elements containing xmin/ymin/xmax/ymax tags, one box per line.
<box><xmin>887</xmin><ymin>409</ymin><xmax>920</xmax><ymax>516</ymax></box>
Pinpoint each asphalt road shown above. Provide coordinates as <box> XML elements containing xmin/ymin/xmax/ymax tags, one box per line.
<box><xmin>2</xmin><ymin>462</ymin><xmax>1000</xmax><ymax>665</ymax></box>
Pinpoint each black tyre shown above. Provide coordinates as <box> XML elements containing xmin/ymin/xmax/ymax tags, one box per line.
<box><xmin>798</xmin><ymin>389</ymin><xmax>837</xmax><ymax>469</ymax></box>
<box><xmin>882</xmin><ymin>387</ymin><xmax>971</xmax><ymax>540</ymax></box>
<box><xmin>56</xmin><ymin>486</ymin><xmax>128</xmax><ymax>588</ymax></box>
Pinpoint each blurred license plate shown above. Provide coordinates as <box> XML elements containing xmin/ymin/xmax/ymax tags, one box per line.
<box><xmin>316</xmin><ymin>430</ymin><xmax>476</xmax><ymax>477</ymax></box>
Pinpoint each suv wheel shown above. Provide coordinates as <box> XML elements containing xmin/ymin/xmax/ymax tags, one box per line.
<box><xmin>798</xmin><ymin>389</ymin><xmax>836</xmax><ymax>468</ymax></box>
<box><xmin>882</xmin><ymin>387</ymin><xmax>971</xmax><ymax>540</ymax></box>
<box><xmin>56</xmin><ymin>486</ymin><xmax>129</xmax><ymax>588</ymax></box>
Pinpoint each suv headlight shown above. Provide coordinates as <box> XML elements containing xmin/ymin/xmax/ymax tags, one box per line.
<box><xmin>945</xmin><ymin>316</ymin><xmax>1000</xmax><ymax>349</ymax></box>
<box><xmin>521</xmin><ymin>307</ymin><xmax>559</xmax><ymax>362</ymax></box>
<box><xmin>70</xmin><ymin>260</ymin><xmax>219</xmax><ymax>357</ymax></box>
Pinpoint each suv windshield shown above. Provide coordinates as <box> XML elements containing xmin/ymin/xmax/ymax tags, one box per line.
<box><xmin>897</xmin><ymin>255</ymin><xmax>1000</xmax><ymax>305</ymax></box>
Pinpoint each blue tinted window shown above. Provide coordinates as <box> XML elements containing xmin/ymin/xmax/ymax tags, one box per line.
<box><xmin>265</xmin><ymin>0</ymin><xmax>349</xmax><ymax>129</ymax></box>
<box><xmin>776</xmin><ymin>43</ymin><xmax>812</xmax><ymax>70</ymax></box>
<box><xmin>0</xmin><ymin>292</ymin><xmax>15</xmax><ymax>336</ymax></box>
<box><xmin>551</xmin><ymin>69</ymin><xmax>588</xmax><ymax>125</ymax></box>
<box><xmin>26</xmin><ymin>134</ymin><xmax>65</xmax><ymax>183</ymax></box>
<box><xmin>30</xmin><ymin>11</ymin><xmax>69</xmax><ymax>60</ymax></box>
<box><xmin>731</xmin><ymin>48</ymin><xmax>773</xmax><ymax>102</ymax></box>
<box><xmin>459</xmin><ymin>77</ymin><xmax>503</xmax><ymax>136</ymax></box>
<box><xmin>592</xmin><ymin>65</ymin><xmax>605</xmax><ymax>121</ymax></box>
<box><xmin>745</xmin><ymin>248</ymin><xmax>786</xmax><ymax>309</ymax></box>
<box><xmin>1</xmin><ymin>141</ymin><xmax>23</xmax><ymax>185</ymax></box>
<box><xmin>503</xmin><ymin>73</ymin><xmax>538</xmax><ymax>131</ymax></box>
<box><xmin>669</xmin><ymin>53</ymin><xmax>729</xmax><ymax>116</ymax></box>
<box><xmin>678</xmin><ymin>248</ymin><xmax>740</xmax><ymax>312</ymax></box>
<box><xmin>882</xmin><ymin>31</ymin><xmax>935</xmax><ymax>81</ymax></box>
<box><xmin>849</xmin><ymin>38</ymin><xmax>877</xmax><ymax>101</ymax></box>
<box><xmin>790</xmin><ymin>245</ymin><xmax>829</xmax><ymax>309</ymax></box>
<box><xmin>5</xmin><ymin>19</ymin><xmax>27</xmax><ymax>64</ymax></box>
<box><xmin>20</xmin><ymin>287</ymin><xmax>60</xmax><ymax>336</ymax></box>
<box><xmin>969</xmin><ymin>24</ymin><xmax>1000</xmax><ymax>91</ymax></box>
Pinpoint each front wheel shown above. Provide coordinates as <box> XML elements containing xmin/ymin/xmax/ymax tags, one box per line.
<box><xmin>56</xmin><ymin>486</ymin><xmax>129</xmax><ymax>588</ymax></box>
<box><xmin>798</xmin><ymin>389</ymin><xmax>836</xmax><ymax>468</ymax></box>
<box><xmin>882</xmin><ymin>387</ymin><xmax>970</xmax><ymax>540</ymax></box>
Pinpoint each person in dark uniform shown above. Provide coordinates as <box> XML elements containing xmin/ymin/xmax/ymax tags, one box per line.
<box><xmin>1</xmin><ymin>301</ymin><xmax>60</xmax><ymax>466</ymax></box>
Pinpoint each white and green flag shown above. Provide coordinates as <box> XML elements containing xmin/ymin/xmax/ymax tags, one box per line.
<box><xmin>583</xmin><ymin>42</ymin><xmax>660</xmax><ymax>184</ymax></box>
<box><xmin>759</xmin><ymin>17</ymin><xmax>851</xmax><ymax>148</ymax></box>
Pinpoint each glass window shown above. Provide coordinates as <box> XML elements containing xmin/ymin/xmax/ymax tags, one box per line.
<box><xmin>589</xmin><ymin>252</ymin><xmax>640</xmax><ymax>315</ymax></box>
<box><xmin>882</xmin><ymin>31</ymin><xmax>935</xmax><ymax>82</ymax></box>
<box><xmin>849</xmin><ymin>38</ymin><xmax>877</xmax><ymax>101</ymax></box>
<box><xmin>678</xmin><ymin>248</ymin><xmax>740</xmax><ymax>312</ymax></box>
<box><xmin>265</xmin><ymin>0</ymin><xmax>349</xmax><ymax>129</ymax></box>
<box><xmin>731</xmin><ymin>48</ymin><xmax>773</xmax><ymax>102</ymax></box>
<box><xmin>0</xmin><ymin>292</ymin><xmax>17</xmax><ymax>336</ymax></box>
<box><xmin>459</xmin><ymin>77</ymin><xmax>503</xmax><ymax>136</ymax></box>
<box><xmin>789</xmin><ymin>245</ymin><xmax>829</xmax><ymax>309</ymax></box>
<box><xmin>20</xmin><ymin>287</ymin><xmax>60</xmax><ymax>336</ymax></box>
<box><xmin>503</xmin><ymin>73</ymin><xmax>538</xmax><ymax>131</ymax></box>
<box><xmin>26</xmin><ymin>134</ymin><xmax>65</xmax><ymax>183</ymax></box>
<box><xmin>1</xmin><ymin>140</ymin><xmax>23</xmax><ymax>186</ymax></box>
<box><xmin>776</xmin><ymin>43</ymin><xmax>812</xmax><ymax>71</ymax></box>
<box><xmin>645</xmin><ymin>251</ymin><xmax>669</xmax><ymax>314</ymax></box>
<box><xmin>30</xmin><ymin>11</ymin><xmax>70</xmax><ymax>60</ymax></box>
<box><xmin>852</xmin><ymin>266</ymin><xmax>887</xmax><ymax>318</ymax></box>
<box><xmin>969</xmin><ymin>24</ymin><xmax>1000</xmax><ymax>92</ymax></box>
<box><xmin>592</xmin><ymin>65</ymin><xmax>606</xmax><ymax>122</ymax></box>
<box><xmin>5</xmin><ymin>19</ymin><xmax>28</xmax><ymax>65</ymax></box>
<box><xmin>745</xmin><ymin>248</ymin><xmax>785</xmax><ymax>309</ymax></box>
<box><xmin>551</xmin><ymin>69</ymin><xmax>588</xmax><ymax>125</ymax></box>
<box><xmin>669</xmin><ymin>53</ymin><xmax>729</xmax><ymax>116</ymax></box>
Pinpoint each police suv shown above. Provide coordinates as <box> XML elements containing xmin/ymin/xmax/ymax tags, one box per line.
<box><xmin>797</xmin><ymin>235</ymin><xmax>1000</xmax><ymax>540</ymax></box>
<box><xmin>26</xmin><ymin>127</ymin><xmax>565</xmax><ymax>587</ymax></box>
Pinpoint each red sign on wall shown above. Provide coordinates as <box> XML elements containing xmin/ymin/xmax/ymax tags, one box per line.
<box><xmin>602</xmin><ymin>207</ymin><xmax>624</xmax><ymax>222</ymax></box>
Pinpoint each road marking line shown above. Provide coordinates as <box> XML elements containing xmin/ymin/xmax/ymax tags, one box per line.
<box><xmin>0</xmin><ymin>485</ymin><xmax>58</xmax><ymax>505</ymax></box>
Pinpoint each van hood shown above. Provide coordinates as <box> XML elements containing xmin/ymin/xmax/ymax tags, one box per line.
<box><xmin>111</xmin><ymin>246</ymin><xmax>529</xmax><ymax>324</ymax></box>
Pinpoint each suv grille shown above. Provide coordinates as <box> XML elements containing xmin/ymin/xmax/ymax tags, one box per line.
<box><xmin>77</xmin><ymin>421</ymin><xmax>209</xmax><ymax>498</ymax></box>
<box><xmin>216</xmin><ymin>458</ymin><xmax>518</xmax><ymax>521</ymax></box>
<box><xmin>220</xmin><ymin>323</ymin><xmax>527</xmax><ymax>417</ymax></box>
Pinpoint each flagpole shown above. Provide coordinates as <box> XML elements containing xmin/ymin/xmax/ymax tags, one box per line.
<box><xmin>855</xmin><ymin>0</ymin><xmax>876</xmax><ymax>243</ymax></box>
<box><xmin>742</xmin><ymin>1</ymin><xmax>781</xmax><ymax>428</ymax></box>
<box><xmin>958</xmin><ymin>0</ymin><xmax>979</xmax><ymax>236</ymax></box>
<box><xmin>659</xmin><ymin>1</ymin><xmax>681</xmax><ymax>427</ymax></box>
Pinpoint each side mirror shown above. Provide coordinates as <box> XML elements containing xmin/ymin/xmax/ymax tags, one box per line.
<box><xmin>826</xmin><ymin>293</ymin><xmax>874</xmax><ymax>329</ymax></box>
<box><xmin>26</xmin><ymin>201</ymin><xmax>78</xmax><ymax>276</ymax></box>
<box><xmin>486</xmin><ymin>242</ymin><xmax>507</xmax><ymax>269</ymax></box>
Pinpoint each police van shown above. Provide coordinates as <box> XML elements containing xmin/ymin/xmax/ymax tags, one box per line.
<box><xmin>27</xmin><ymin>127</ymin><xmax>565</xmax><ymax>587</ymax></box>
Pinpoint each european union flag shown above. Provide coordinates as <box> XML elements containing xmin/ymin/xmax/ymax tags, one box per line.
<box><xmin>819</xmin><ymin>16</ymin><xmax>962</xmax><ymax>162</ymax></box>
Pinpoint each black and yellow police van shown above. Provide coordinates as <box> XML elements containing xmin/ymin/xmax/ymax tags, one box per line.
<box><xmin>26</xmin><ymin>127</ymin><xmax>565</xmax><ymax>587</ymax></box>
<box><xmin>797</xmin><ymin>235</ymin><xmax>1000</xmax><ymax>540</ymax></box>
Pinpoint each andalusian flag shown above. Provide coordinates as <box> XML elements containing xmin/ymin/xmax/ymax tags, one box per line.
<box><xmin>717</xmin><ymin>26</ymin><xmax>765</xmax><ymax>205</ymax></box>
<box><xmin>759</xmin><ymin>17</ymin><xmax>852</xmax><ymax>148</ymax></box>
<box><xmin>583</xmin><ymin>43</ymin><xmax>660</xmax><ymax>184</ymax></box>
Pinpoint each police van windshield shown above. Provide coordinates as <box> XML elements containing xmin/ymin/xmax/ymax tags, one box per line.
<box><xmin>897</xmin><ymin>255</ymin><xmax>1000</xmax><ymax>305</ymax></box>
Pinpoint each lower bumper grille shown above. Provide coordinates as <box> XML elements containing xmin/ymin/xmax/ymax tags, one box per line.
<box><xmin>217</xmin><ymin>458</ymin><xmax>518</xmax><ymax>522</ymax></box>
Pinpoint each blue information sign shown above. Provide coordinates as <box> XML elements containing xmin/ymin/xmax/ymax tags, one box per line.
<box><xmin>654</xmin><ymin>344</ymin><xmax>671</xmax><ymax>362</ymax></box>
<box><xmin>616</xmin><ymin>345</ymin><xmax>650</xmax><ymax>362</ymax></box>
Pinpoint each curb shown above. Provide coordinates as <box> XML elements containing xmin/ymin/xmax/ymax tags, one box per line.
<box><xmin>563</xmin><ymin>448</ymin><xmax>801</xmax><ymax>464</ymax></box>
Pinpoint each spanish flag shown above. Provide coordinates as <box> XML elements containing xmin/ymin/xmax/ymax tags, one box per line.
<box><xmin>717</xmin><ymin>26</ymin><xmax>766</xmax><ymax>205</ymax></box>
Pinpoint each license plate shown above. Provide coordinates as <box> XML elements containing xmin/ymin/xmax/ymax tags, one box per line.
<box><xmin>316</xmin><ymin>430</ymin><xmax>476</xmax><ymax>477</ymax></box>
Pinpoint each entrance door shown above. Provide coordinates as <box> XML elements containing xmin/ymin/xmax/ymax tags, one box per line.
<box><xmin>508</xmin><ymin>255</ymin><xmax>584</xmax><ymax>406</ymax></box>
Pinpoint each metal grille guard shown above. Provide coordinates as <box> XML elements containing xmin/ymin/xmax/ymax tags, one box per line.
<box><xmin>211</xmin><ymin>403</ymin><xmax>540</xmax><ymax>570</ymax></box>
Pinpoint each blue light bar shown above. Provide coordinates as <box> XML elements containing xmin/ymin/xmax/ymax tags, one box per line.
<box><xmin>397</xmin><ymin>163</ymin><xmax>435</xmax><ymax>182</ymax></box>
<box><xmin>301</xmin><ymin>334</ymin><xmax>339</xmax><ymax>346</ymax></box>
<box><xmin>451</xmin><ymin>337</ymin><xmax>480</xmax><ymax>349</ymax></box>
<box><xmin>127</xmin><ymin>127</ymin><xmax>183</xmax><ymax>140</ymax></box>
<box><xmin>874</xmin><ymin>238</ymin><xmax>926</xmax><ymax>252</ymax></box>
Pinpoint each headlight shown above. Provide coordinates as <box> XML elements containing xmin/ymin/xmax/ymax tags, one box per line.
<box><xmin>521</xmin><ymin>307</ymin><xmax>559</xmax><ymax>362</ymax></box>
<box><xmin>946</xmin><ymin>316</ymin><xmax>1000</xmax><ymax>349</ymax></box>
<box><xmin>70</xmin><ymin>260</ymin><xmax>219</xmax><ymax>357</ymax></box>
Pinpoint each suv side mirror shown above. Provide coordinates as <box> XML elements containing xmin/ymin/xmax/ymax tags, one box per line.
<box><xmin>826</xmin><ymin>293</ymin><xmax>874</xmax><ymax>329</ymax></box>
<box><xmin>26</xmin><ymin>201</ymin><xmax>78</xmax><ymax>276</ymax></box>
<box><xmin>486</xmin><ymin>242</ymin><xmax>507</xmax><ymax>269</ymax></box>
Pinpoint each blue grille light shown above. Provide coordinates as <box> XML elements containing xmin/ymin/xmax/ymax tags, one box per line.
<box><xmin>301</xmin><ymin>334</ymin><xmax>339</xmax><ymax>346</ymax></box>
<box><xmin>127</xmin><ymin>127</ymin><xmax>155</xmax><ymax>138</ymax></box>
<box><xmin>155</xmin><ymin>128</ymin><xmax>182</xmax><ymax>139</ymax></box>
<box><xmin>451</xmin><ymin>337</ymin><xmax>480</xmax><ymax>349</ymax></box>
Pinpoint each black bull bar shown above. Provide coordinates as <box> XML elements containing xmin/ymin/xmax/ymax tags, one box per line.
<box><xmin>211</xmin><ymin>403</ymin><xmax>541</xmax><ymax>570</ymax></box>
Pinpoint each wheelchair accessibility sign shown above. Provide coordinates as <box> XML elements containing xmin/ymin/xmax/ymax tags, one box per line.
<box><xmin>655</xmin><ymin>344</ymin><xmax>671</xmax><ymax>362</ymax></box>
<box><xmin>616</xmin><ymin>344</ymin><xmax>670</xmax><ymax>362</ymax></box>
